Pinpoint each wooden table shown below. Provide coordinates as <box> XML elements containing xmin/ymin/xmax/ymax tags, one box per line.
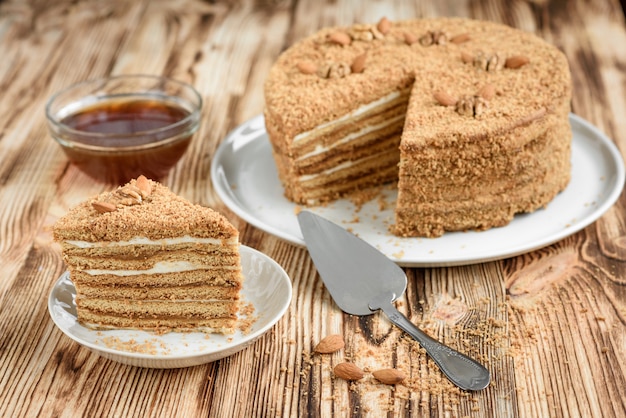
<box><xmin>1</xmin><ymin>1</ymin><xmax>625</xmax><ymax>416</ymax></box>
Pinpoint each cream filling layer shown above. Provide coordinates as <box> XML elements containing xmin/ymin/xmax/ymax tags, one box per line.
<box><xmin>65</xmin><ymin>235</ymin><xmax>237</xmax><ymax>248</ymax></box>
<box><xmin>299</xmin><ymin>161</ymin><xmax>355</xmax><ymax>182</ymax></box>
<box><xmin>81</xmin><ymin>298</ymin><xmax>233</xmax><ymax>303</ymax></box>
<box><xmin>83</xmin><ymin>261</ymin><xmax>240</xmax><ymax>276</ymax></box>
<box><xmin>296</xmin><ymin>114</ymin><xmax>405</xmax><ymax>161</ymax></box>
<box><xmin>292</xmin><ymin>91</ymin><xmax>403</xmax><ymax>144</ymax></box>
<box><xmin>298</xmin><ymin>146</ymin><xmax>399</xmax><ymax>183</ymax></box>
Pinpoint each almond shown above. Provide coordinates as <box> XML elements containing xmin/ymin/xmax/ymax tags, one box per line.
<box><xmin>135</xmin><ymin>175</ymin><xmax>152</xmax><ymax>197</ymax></box>
<box><xmin>297</xmin><ymin>61</ymin><xmax>318</xmax><ymax>75</ymax></box>
<box><xmin>404</xmin><ymin>32</ymin><xmax>418</xmax><ymax>45</ymax></box>
<box><xmin>372</xmin><ymin>368</ymin><xmax>406</xmax><ymax>385</ymax></box>
<box><xmin>313</xmin><ymin>334</ymin><xmax>345</xmax><ymax>354</ymax></box>
<box><xmin>333</xmin><ymin>362</ymin><xmax>364</xmax><ymax>381</ymax></box>
<box><xmin>478</xmin><ymin>83</ymin><xmax>496</xmax><ymax>100</ymax></box>
<box><xmin>328</xmin><ymin>32</ymin><xmax>351</xmax><ymax>46</ymax></box>
<box><xmin>351</xmin><ymin>53</ymin><xmax>367</xmax><ymax>74</ymax></box>
<box><xmin>434</xmin><ymin>91</ymin><xmax>458</xmax><ymax>106</ymax></box>
<box><xmin>460</xmin><ymin>51</ymin><xmax>474</xmax><ymax>64</ymax></box>
<box><xmin>377</xmin><ymin>17</ymin><xmax>391</xmax><ymax>35</ymax></box>
<box><xmin>92</xmin><ymin>201</ymin><xmax>117</xmax><ymax>213</ymax></box>
<box><xmin>505</xmin><ymin>55</ymin><xmax>529</xmax><ymax>69</ymax></box>
<box><xmin>450</xmin><ymin>33</ymin><xmax>470</xmax><ymax>44</ymax></box>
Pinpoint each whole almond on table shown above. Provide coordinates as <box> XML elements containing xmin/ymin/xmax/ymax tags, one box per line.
<box><xmin>372</xmin><ymin>368</ymin><xmax>406</xmax><ymax>385</ymax></box>
<box><xmin>313</xmin><ymin>334</ymin><xmax>345</xmax><ymax>353</ymax></box>
<box><xmin>333</xmin><ymin>362</ymin><xmax>365</xmax><ymax>381</ymax></box>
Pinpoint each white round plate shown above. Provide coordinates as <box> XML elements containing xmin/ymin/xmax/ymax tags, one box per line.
<box><xmin>211</xmin><ymin>114</ymin><xmax>625</xmax><ymax>267</ymax></box>
<box><xmin>48</xmin><ymin>245</ymin><xmax>292</xmax><ymax>368</ymax></box>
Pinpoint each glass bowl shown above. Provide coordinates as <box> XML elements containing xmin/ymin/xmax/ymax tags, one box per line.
<box><xmin>46</xmin><ymin>75</ymin><xmax>202</xmax><ymax>184</ymax></box>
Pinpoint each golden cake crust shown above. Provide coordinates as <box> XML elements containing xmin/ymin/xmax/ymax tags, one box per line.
<box><xmin>53</xmin><ymin>177</ymin><xmax>238</xmax><ymax>242</ymax></box>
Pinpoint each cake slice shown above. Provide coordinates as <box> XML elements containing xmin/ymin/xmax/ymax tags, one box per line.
<box><xmin>53</xmin><ymin>176</ymin><xmax>242</xmax><ymax>334</ymax></box>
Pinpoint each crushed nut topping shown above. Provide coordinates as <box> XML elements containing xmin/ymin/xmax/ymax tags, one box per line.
<box><xmin>90</xmin><ymin>176</ymin><xmax>153</xmax><ymax>213</ymax></box>
<box><xmin>116</xmin><ymin>184</ymin><xmax>143</xmax><ymax>205</ymax></box>
<box><xmin>419</xmin><ymin>30</ymin><xmax>447</xmax><ymax>46</ymax></box>
<box><xmin>317</xmin><ymin>61</ymin><xmax>351</xmax><ymax>79</ymax></box>
<box><xmin>348</xmin><ymin>24</ymin><xmax>384</xmax><ymax>41</ymax></box>
<box><xmin>456</xmin><ymin>95</ymin><xmax>488</xmax><ymax>117</ymax></box>
<box><xmin>464</xmin><ymin>51</ymin><xmax>505</xmax><ymax>71</ymax></box>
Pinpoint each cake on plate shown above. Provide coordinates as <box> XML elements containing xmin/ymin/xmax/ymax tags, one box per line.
<box><xmin>263</xmin><ymin>17</ymin><xmax>572</xmax><ymax>237</ymax></box>
<box><xmin>53</xmin><ymin>175</ymin><xmax>242</xmax><ymax>334</ymax></box>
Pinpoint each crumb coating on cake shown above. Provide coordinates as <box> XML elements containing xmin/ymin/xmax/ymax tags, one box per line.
<box><xmin>53</xmin><ymin>178</ymin><xmax>238</xmax><ymax>242</ymax></box>
<box><xmin>264</xmin><ymin>17</ymin><xmax>570</xmax><ymax>151</ymax></box>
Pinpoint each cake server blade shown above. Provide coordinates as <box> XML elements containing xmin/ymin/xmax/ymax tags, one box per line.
<box><xmin>297</xmin><ymin>211</ymin><xmax>490</xmax><ymax>391</ymax></box>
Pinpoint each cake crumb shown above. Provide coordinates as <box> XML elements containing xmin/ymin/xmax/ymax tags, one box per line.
<box><xmin>348</xmin><ymin>186</ymin><xmax>383</xmax><ymax>211</ymax></box>
<box><xmin>238</xmin><ymin>300</ymin><xmax>258</xmax><ymax>335</ymax></box>
<box><xmin>99</xmin><ymin>336</ymin><xmax>169</xmax><ymax>355</ymax></box>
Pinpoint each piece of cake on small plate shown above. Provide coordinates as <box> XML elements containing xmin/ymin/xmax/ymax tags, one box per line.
<box><xmin>53</xmin><ymin>175</ymin><xmax>242</xmax><ymax>334</ymax></box>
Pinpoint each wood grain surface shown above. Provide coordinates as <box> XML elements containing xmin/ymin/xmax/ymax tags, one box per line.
<box><xmin>1</xmin><ymin>0</ymin><xmax>625</xmax><ymax>417</ymax></box>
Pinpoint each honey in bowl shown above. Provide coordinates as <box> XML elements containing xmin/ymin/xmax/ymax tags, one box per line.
<box><xmin>46</xmin><ymin>75</ymin><xmax>202</xmax><ymax>184</ymax></box>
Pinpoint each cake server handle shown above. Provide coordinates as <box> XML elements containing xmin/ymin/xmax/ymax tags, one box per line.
<box><xmin>369</xmin><ymin>292</ymin><xmax>491</xmax><ymax>391</ymax></box>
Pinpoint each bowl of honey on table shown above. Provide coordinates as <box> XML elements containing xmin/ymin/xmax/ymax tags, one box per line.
<box><xmin>46</xmin><ymin>75</ymin><xmax>202</xmax><ymax>184</ymax></box>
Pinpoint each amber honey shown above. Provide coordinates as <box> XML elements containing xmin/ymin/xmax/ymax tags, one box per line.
<box><xmin>54</xmin><ymin>97</ymin><xmax>198</xmax><ymax>184</ymax></box>
<box><xmin>61</xmin><ymin>99</ymin><xmax>190</xmax><ymax>140</ymax></box>
<box><xmin>47</xmin><ymin>75</ymin><xmax>202</xmax><ymax>185</ymax></box>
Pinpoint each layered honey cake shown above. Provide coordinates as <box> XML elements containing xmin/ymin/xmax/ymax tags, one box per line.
<box><xmin>53</xmin><ymin>176</ymin><xmax>242</xmax><ymax>334</ymax></box>
<box><xmin>264</xmin><ymin>17</ymin><xmax>572</xmax><ymax>237</ymax></box>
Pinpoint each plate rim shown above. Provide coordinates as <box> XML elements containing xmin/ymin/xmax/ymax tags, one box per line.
<box><xmin>48</xmin><ymin>245</ymin><xmax>292</xmax><ymax>364</ymax></box>
<box><xmin>211</xmin><ymin>114</ymin><xmax>625</xmax><ymax>267</ymax></box>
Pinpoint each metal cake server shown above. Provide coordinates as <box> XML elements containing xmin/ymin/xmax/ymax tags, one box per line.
<box><xmin>297</xmin><ymin>211</ymin><xmax>490</xmax><ymax>391</ymax></box>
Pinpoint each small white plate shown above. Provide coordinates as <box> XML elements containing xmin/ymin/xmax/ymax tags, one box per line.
<box><xmin>211</xmin><ymin>114</ymin><xmax>625</xmax><ymax>267</ymax></box>
<box><xmin>48</xmin><ymin>246</ymin><xmax>292</xmax><ymax>368</ymax></box>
